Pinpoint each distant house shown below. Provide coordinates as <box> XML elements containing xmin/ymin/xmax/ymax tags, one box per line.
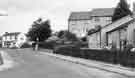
<box><xmin>68</xmin><ymin>8</ymin><xmax>115</xmax><ymax>38</ymax></box>
<box><xmin>2</xmin><ymin>32</ymin><xmax>27</xmax><ymax>48</ymax></box>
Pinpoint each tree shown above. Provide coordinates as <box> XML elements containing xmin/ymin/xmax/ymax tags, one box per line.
<box><xmin>57</xmin><ymin>30</ymin><xmax>78</xmax><ymax>41</ymax></box>
<box><xmin>27</xmin><ymin>18</ymin><xmax>52</xmax><ymax>42</ymax></box>
<box><xmin>64</xmin><ymin>31</ymin><xmax>78</xmax><ymax>41</ymax></box>
<box><xmin>57</xmin><ymin>30</ymin><xmax>65</xmax><ymax>38</ymax></box>
<box><xmin>112</xmin><ymin>0</ymin><xmax>132</xmax><ymax>22</ymax></box>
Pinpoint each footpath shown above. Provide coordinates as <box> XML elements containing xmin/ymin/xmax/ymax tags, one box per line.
<box><xmin>40</xmin><ymin>51</ymin><xmax>135</xmax><ymax>77</ymax></box>
<box><xmin>0</xmin><ymin>51</ymin><xmax>16</xmax><ymax>71</ymax></box>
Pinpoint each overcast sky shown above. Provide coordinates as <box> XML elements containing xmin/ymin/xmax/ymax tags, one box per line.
<box><xmin>0</xmin><ymin>0</ymin><xmax>135</xmax><ymax>35</ymax></box>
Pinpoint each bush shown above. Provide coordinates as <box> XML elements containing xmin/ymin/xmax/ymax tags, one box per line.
<box><xmin>38</xmin><ymin>41</ymin><xmax>56</xmax><ymax>49</ymax></box>
<box><xmin>119</xmin><ymin>50</ymin><xmax>135</xmax><ymax>68</ymax></box>
<box><xmin>21</xmin><ymin>43</ymin><xmax>32</xmax><ymax>48</ymax></box>
<box><xmin>54</xmin><ymin>45</ymin><xmax>81</xmax><ymax>57</ymax></box>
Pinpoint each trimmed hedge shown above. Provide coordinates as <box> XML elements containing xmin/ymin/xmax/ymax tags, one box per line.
<box><xmin>38</xmin><ymin>41</ymin><xmax>56</xmax><ymax>49</ymax></box>
<box><xmin>81</xmin><ymin>49</ymin><xmax>115</xmax><ymax>63</ymax></box>
<box><xmin>54</xmin><ymin>46</ymin><xmax>135</xmax><ymax>68</ymax></box>
<box><xmin>54</xmin><ymin>45</ymin><xmax>81</xmax><ymax>57</ymax></box>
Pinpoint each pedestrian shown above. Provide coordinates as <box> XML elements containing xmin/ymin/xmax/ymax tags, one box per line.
<box><xmin>32</xmin><ymin>42</ymin><xmax>36</xmax><ymax>51</ymax></box>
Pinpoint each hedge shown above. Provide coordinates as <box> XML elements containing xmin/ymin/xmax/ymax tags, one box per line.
<box><xmin>21</xmin><ymin>43</ymin><xmax>32</xmax><ymax>48</ymax></box>
<box><xmin>38</xmin><ymin>41</ymin><xmax>135</xmax><ymax>68</ymax></box>
<box><xmin>38</xmin><ymin>41</ymin><xmax>57</xmax><ymax>49</ymax></box>
<box><xmin>54</xmin><ymin>46</ymin><xmax>135</xmax><ymax>68</ymax></box>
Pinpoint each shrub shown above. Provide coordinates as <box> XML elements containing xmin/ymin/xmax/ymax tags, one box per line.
<box><xmin>21</xmin><ymin>43</ymin><xmax>32</xmax><ymax>48</ymax></box>
<box><xmin>38</xmin><ymin>41</ymin><xmax>56</xmax><ymax>49</ymax></box>
<box><xmin>120</xmin><ymin>50</ymin><xmax>135</xmax><ymax>68</ymax></box>
<box><xmin>54</xmin><ymin>45</ymin><xmax>81</xmax><ymax>57</ymax></box>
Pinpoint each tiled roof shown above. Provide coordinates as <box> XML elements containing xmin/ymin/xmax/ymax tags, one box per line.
<box><xmin>3</xmin><ymin>32</ymin><xmax>21</xmax><ymax>36</ymax></box>
<box><xmin>69</xmin><ymin>11</ymin><xmax>92</xmax><ymax>20</ymax></box>
<box><xmin>69</xmin><ymin>8</ymin><xmax>115</xmax><ymax>20</ymax></box>
<box><xmin>91</xmin><ymin>8</ymin><xmax>115</xmax><ymax>17</ymax></box>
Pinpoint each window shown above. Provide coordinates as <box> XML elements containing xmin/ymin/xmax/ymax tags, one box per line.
<box><xmin>10</xmin><ymin>36</ymin><xmax>12</xmax><ymax>40</ymax></box>
<box><xmin>12</xmin><ymin>36</ymin><xmax>15</xmax><ymax>40</ymax></box>
<box><xmin>15</xmin><ymin>36</ymin><xmax>17</xmax><ymax>40</ymax></box>
<box><xmin>5</xmin><ymin>36</ymin><xmax>7</xmax><ymax>40</ymax></box>
<box><xmin>71</xmin><ymin>22</ymin><xmax>76</xmax><ymax>25</ymax></box>
<box><xmin>7</xmin><ymin>36</ymin><xmax>10</xmax><ymax>41</ymax></box>
<box><xmin>2</xmin><ymin>37</ymin><xmax>5</xmax><ymax>41</ymax></box>
<box><xmin>106</xmin><ymin>17</ymin><xmax>111</xmax><ymax>22</ymax></box>
<box><xmin>94</xmin><ymin>17</ymin><xmax>100</xmax><ymax>22</ymax></box>
<box><xmin>20</xmin><ymin>38</ymin><xmax>24</xmax><ymax>40</ymax></box>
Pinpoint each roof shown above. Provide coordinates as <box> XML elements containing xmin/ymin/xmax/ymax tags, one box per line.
<box><xmin>68</xmin><ymin>11</ymin><xmax>92</xmax><ymax>20</ymax></box>
<box><xmin>91</xmin><ymin>8</ymin><xmax>115</xmax><ymax>17</ymax></box>
<box><xmin>3</xmin><ymin>32</ymin><xmax>21</xmax><ymax>36</ymax></box>
<box><xmin>69</xmin><ymin>8</ymin><xmax>115</xmax><ymax>21</ymax></box>
<box><xmin>103</xmin><ymin>15</ymin><xmax>135</xmax><ymax>33</ymax></box>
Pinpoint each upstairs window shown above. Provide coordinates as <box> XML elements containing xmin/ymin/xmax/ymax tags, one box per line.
<box><xmin>94</xmin><ymin>17</ymin><xmax>100</xmax><ymax>22</ymax></box>
<box><xmin>106</xmin><ymin>17</ymin><xmax>112</xmax><ymax>22</ymax></box>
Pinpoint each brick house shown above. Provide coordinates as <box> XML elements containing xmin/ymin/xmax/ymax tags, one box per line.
<box><xmin>68</xmin><ymin>8</ymin><xmax>114</xmax><ymax>38</ymax></box>
<box><xmin>2</xmin><ymin>32</ymin><xmax>27</xmax><ymax>48</ymax></box>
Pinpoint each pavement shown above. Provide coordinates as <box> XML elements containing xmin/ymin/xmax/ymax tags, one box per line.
<box><xmin>0</xmin><ymin>51</ymin><xmax>16</xmax><ymax>71</ymax></box>
<box><xmin>39</xmin><ymin>50</ymin><xmax>135</xmax><ymax>77</ymax></box>
<box><xmin>0</xmin><ymin>48</ymin><xmax>133</xmax><ymax>78</ymax></box>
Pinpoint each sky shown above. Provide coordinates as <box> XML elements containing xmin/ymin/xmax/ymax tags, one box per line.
<box><xmin>0</xmin><ymin>0</ymin><xmax>135</xmax><ymax>35</ymax></box>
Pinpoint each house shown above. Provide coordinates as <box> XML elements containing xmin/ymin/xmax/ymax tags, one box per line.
<box><xmin>2</xmin><ymin>32</ymin><xmax>27</xmax><ymax>48</ymax></box>
<box><xmin>68</xmin><ymin>11</ymin><xmax>92</xmax><ymax>37</ymax></box>
<box><xmin>68</xmin><ymin>8</ymin><xmax>115</xmax><ymax>38</ymax></box>
<box><xmin>101</xmin><ymin>15</ymin><xmax>135</xmax><ymax>50</ymax></box>
<box><xmin>87</xmin><ymin>3</ymin><xmax>135</xmax><ymax>50</ymax></box>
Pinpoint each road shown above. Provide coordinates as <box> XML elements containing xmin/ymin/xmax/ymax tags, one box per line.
<box><xmin>0</xmin><ymin>49</ymin><xmax>130</xmax><ymax>78</ymax></box>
